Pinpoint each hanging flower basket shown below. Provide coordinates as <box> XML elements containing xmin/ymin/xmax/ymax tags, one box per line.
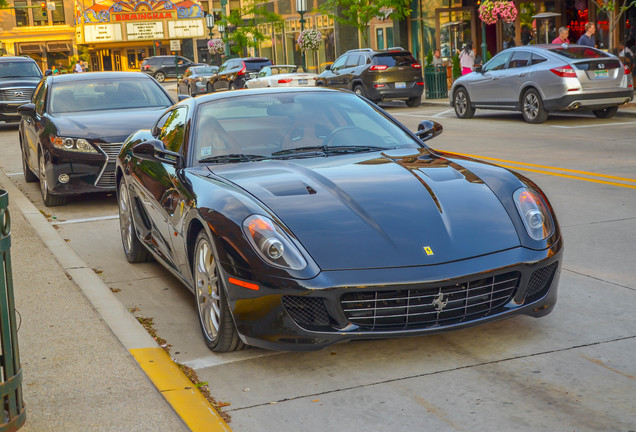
<box><xmin>479</xmin><ymin>0</ymin><xmax>518</xmax><ymax>25</ymax></box>
<box><xmin>208</xmin><ymin>38</ymin><xmax>224</xmax><ymax>54</ymax></box>
<box><xmin>297</xmin><ymin>29</ymin><xmax>322</xmax><ymax>52</ymax></box>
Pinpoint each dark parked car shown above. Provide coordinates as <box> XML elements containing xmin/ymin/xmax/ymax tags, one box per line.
<box><xmin>18</xmin><ymin>72</ymin><xmax>173</xmax><ymax>206</ymax></box>
<box><xmin>206</xmin><ymin>57</ymin><xmax>272</xmax><ymax>92</ymax></box>
<box><xmin>141</xmin><ymin>55</ymin><xmax>202</xmax><ymax>82</ymax></box>
<box><xmin>177</xmin><ymin>65</ymin><xmax>218</xmax><ymax>96</ymax></box>
<box><xmin>0</xmin><ymin>56</ymin><xmax>43</xmax><ymax>124</ymax></box>
<box><xmin>116</xmin><ymin>87</ymin><xmax>562</xmax><ymax>352</ymax></box>
<box><xmin>316</xmin><ymin>48</ymin><xmax>424</xmax><ymax>106</ymax></box>
<box><xmin>450</xmin><ymin>45</ymin><xmax>634</xmax><ymax>123</ymax></box>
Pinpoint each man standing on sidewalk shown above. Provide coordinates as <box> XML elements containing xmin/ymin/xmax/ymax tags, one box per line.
<box><xmin>577</xmin><ymin>23</ymin><xmax>596</xmax><ymax>47</ymax></box>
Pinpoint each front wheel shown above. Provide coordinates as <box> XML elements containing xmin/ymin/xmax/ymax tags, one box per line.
<box><xmin>229</xmin><ymin>83</ymin><xmax>237</xmax><ymax>91</ymax></box>
<box><xmin>118</xmin><ymin>180</ymin><xmax>152</xmax><ymax>263</ymax></box>
<box><xmin>39</xmin><ymin>148</ymin><xmax>66</xmax><ymax>207</ymax></box>
<box><xmin>353</xmin><ymin>84</ymin><xmax>366</xmax><ymax>98</ymax></box>
<box><xmin>592</xmin><ymin>106</ymin><xmax>618</xmax><ymax>119</ymax></box>
<box><xmin>207</xmin><ymin>83</ymin><xmax>213</xmax><ymax>94</ymax></box>
<box><xmin>154</xmin><ymin>71</ymin><xmax>166</xmax><ymax>83</ymax></box>
<box><xmin>193</xmin><ymin>231</ymin><xmax>245</xmax><ymax>352</ymax></box>
<box><xmin>453</xmin><ymin>88</ymin><xmax>475</xmax><ymax>119</ymax></box>
<box><xmin>521</xmin><ymin>89</ymin><xmax>548</xmax><ymax>124</ymax></box>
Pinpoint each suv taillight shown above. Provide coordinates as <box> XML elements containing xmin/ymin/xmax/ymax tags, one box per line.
<box><xmin>411</xmin><ymin>63</ymin><xmax>422</xmax><ymax>69</ymax></box>
<box><xmin>550</xmin><ymin>66</ymin><xmax>577</xmax><ymax>78</ymax></box>
<box><xmin>369</xmin><ymin>65</ymin><xmax>388</xmax><ymax>71</ymax></box>
<box><xmin>278</xmin><ymin>78</ymin><xmax>292</xmax><ymax>83</ymax></box>
<box><xmin>237</xmin><ymin>62</ymin><xmax>246</xmax><ymax>75</ymax></box>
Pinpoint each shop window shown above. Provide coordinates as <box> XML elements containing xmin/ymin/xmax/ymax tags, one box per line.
<box><xmin>52</xmin><ymin>0</ymin><xmax>65</xmax><ymax>24</ymax></box>
<box><xmin>15</xmin><ymin>1</ymin><xmax>29</xmax><ymax>27</ymax></box>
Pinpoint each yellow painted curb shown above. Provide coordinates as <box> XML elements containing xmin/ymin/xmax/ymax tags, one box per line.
<box><xmin>130</xmin><ymin>348</ymin><xmax>232</xmax><ymax>432</ymax></box>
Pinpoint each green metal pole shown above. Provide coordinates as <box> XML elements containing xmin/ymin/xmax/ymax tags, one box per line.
<box><xmin>175</xmin><ymin>51</ymin><xmax>179</xmax><ymax>81</ymax></box>
<box><xmin>300</xmin><ymin>12</ymin><xmax>306</xmax><ymax>71</ymax></box>
<box><xmin>220</xmin><ymin>0</ymin><xmax>229</xmax><ymax>57</ymax></box>
<box><xmin>481</xmin><ymin>21</ymin><xmax>487</xmax><ymax>64</ymax></box>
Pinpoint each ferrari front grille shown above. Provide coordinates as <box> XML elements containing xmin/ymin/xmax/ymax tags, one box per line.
<box><xmin>282</xmin><ymin>296</ymin><xmax>330</xmax><ymax>328</ymax></box>
<box><xmin>341</xmin><ymin>272</ymin><xmax>520</xmax><ymax>330</ymax></box>
<box><xmin>525</xmin><ymin>262</ymin><xmax>558</xmax><ymax>302</ymax></box>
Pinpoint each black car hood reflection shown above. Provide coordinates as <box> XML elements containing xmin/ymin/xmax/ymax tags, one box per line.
<box><xmin>208</xmin><ymin>148</ymin><xmax>521</xmax><ymax>270</ymax></box>
<box><xmin>0</xmin><ymin>77</ymin><xmax>41</xmax><ymax>89</ymax></box>
<box><xmin>50</xmin><ymin>107</ymin><xmax>167</xmax><ymax>142</ymax></box>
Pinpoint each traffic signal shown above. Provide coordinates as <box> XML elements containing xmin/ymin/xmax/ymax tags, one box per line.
<box><xmin>41</xmin><ymin>2</ymin><xmax>47</xmax><ymax>17</ymax></box>
<box><xmin>154</xmin><ymin>41</ymin><xmax>162</xmax><ymax>48</ymax></box>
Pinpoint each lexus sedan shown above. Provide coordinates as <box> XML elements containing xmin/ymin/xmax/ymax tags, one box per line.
<box><xmin>0</xmin><ymin>56</ymin><xmax>42</xmax><ymax>124</ymax></box>
<box><xmin>244</xmin><ymin>65</ymin><xmax>317</xmax><ymax>88</ymax></box>
<box><xmin>206</xmin><ymin>57</ymin><xmax>272</xmax><ymax>92</ymax></box>
<box><xmin>116</xmin><ymin>87</ymin><xmax>562</xmax><ymax>352</ymax></box>
<box><xmin>450</xmin><ymin>45</ymin><xmax>634</xmax><ymax>123</ymax></box>
<box><xmin>18</xmin><ymin>72</ymin><xmax>173</xmax><ymax>206</ymax></box>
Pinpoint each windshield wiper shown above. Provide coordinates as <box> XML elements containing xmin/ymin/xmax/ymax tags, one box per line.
<box><xmin>271</xmin><ymin>145</ymin><xmax>390</xmax><ymax>157</ymax></box>
<box><xmin>199</xmin><ymin>153</ymin><xmax>267</xmax><ymax>163</ymax></box>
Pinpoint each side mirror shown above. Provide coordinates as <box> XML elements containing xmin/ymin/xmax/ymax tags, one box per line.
<box><xmin>17</xmin><ymin>103</ymin><xmax>36</xmax><ymax>116</ymax></box>
<box><xmin>132</xmin><ymin>140</ymin><xmax>182</xmax><ymax>166</ymax></box>
<box><xmin>177</xmin><ymin>94</ymin><xmax>191</xmax><ymax>101</ymax></box>
<box><xmin>474</xmin><ymin>65</ymin><xmax>483</xmax><ymax>73</ymax></box>
<box><xmin>325</xmin><ymin>64</ymin><xmax>332</xmax><ymax>71</ymax></box>
<box><xmin>415</xmin><ymin>120</ymin><xmax>443</xmax><ymax>142</ymax></box>
<box><xmin>44</xmin><ymin>69</ymin><xmax>52</xmax><ymax>76</ymax></box>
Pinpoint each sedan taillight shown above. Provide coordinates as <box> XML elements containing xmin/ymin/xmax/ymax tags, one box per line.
<box><xmin>278</xmin><ymin>78</ymin><xmax>292</xmax><ymax>83</ymax></box>
<box><xmin>411</xmin><ymin>63</ymin><xmax>422</xmax><ymax>69</ymax></box>
<box><xmin>624</xmin><ymin>64</ymin><xmax>631</xmax><ymax>75</ymax></box>
<box><xmin>369</xmin><ymin>65</ymin><xmax>389</xmax><ymax>71</ymax></box>
<box><xmin>550</xmin><ymin>66</ymin><xmax>577</xmax><ymax>78</ymax></box>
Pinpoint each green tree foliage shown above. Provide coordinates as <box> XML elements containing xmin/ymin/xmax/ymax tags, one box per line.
<box><xmin>426</xmin><ymin>50</ymin><xmax>433</xmax><ymax>66</ymax></box>
<box><xmin>221</xmin><ymin>0</ymin><xmax>283</xmax><ymax>55</ymax></box>
<box><xmin>451</xmin><ymin>53</ymin><xmax>460</xmax><ymax>79</ymax></box>
<box><xmin>317</xmin><ymin>0</ymin><xmax>411</xmax><ymax>46</ymax></box>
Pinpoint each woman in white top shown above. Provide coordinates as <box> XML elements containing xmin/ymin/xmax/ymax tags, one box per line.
<box><xmin>459</xmin><ymin>42</ymin><xmax>475</xmax><ymax>75</ymax></box>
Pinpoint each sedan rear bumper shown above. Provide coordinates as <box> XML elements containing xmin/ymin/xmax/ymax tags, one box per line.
<box><xmin>221</xmin><ymin>239</ymin><xmax>563</xmax><ymax>351</ymax></box>
<box><xmin>544</xmin><ymin>89</ymin><xmax>634</xmax><ymax>111</ymax></box>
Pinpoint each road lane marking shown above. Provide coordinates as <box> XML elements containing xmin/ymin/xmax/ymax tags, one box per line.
<box><xmin>131</xmin><ymin>348</ymin><xmax>231</xmax><ymax>432</ymax></box>
<box><xmin>442</xmin><ymin>151</ymin><xmax>636</xmax><ymax>189</ymax></box>
<box><xmin>52</xmin><ymin>214</ymin><xmax>119</xmax><ymax>225</ymax></box>
<box><xmin>431</xmin><ymin>108</ymin><xmax>454</xmax><ymax>118</ymax></box>
<box><xmin>551</xmin><ymin>121</ymin><xmax>636</xmax><ymax>129</ymax></box>
<box><xmin>184</xmin><ymin>350</ymin><xmax>282</xmax><ymax>370</ymax></box>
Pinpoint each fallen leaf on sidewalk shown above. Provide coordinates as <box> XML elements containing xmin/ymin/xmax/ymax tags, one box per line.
<box><xmin>312</xmin><ymin>399</ymin><xmax>320</xmax><ymax>402</ymax></box>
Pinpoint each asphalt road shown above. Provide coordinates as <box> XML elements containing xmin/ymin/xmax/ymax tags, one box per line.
<box><xmin>1</xmin><ymin>95</ymin><xmax>635</xmax><ymax>431</ymax></box>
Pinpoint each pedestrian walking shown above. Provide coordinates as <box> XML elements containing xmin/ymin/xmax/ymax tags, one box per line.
<box><xmin>577</xmin><ymin>23</ymin><xmax>596</xmax><ymax>47</ymax></box>
<box><xmin>74</xmin><ymin>59</ymin><xmax>84</xmax><ymax>73</ymax></box>
<box><xmin>552</xmin><ymin>27</ymin><xmax>570</xmax><ymax>44</ymax></box>
<box><xmin>459</xmin><ymin>42</ymin><xmax>475</xmax><ymax>75</ymax></box>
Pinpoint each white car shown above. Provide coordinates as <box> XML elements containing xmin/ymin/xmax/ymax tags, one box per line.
<box><xmin>245</xmin><ymin>65</ymin><xmax>317</xmax><ymax>88</ymax></box>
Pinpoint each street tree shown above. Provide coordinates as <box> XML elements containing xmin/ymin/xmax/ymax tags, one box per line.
<box><xmin>590</xmin><ymin>0</ymin><xmax>636</xmax><ymax>50</ymax></box>
<box><xmin>317</xmin><ymin>0</ymin><xmax>411</xmax><ymax>46</ymax></box>
<box><xmin>220</xmin><ymin>0</ymin><xmax>283</xmax><ymax>55</ymax></box>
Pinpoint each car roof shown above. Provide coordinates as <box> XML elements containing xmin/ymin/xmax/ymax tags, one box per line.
<box><xmin>183</xmin><ymin>86</ymin><xmax>345</xmax><ymax>104</ymax></box>
<box><xmin>0</xmin><ymin>56</ymin><xmax>37</xmax><ymax>63</ymax></box>
<box><xmin>47</xmin><ymin>71</ymin><xmax>154</xmax><ymax>83</ymax></box>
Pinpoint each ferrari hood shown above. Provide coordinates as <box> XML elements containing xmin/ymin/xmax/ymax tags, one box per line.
<box><xmin>50</xmin><ymin>107</ymin><xmax>167</xmax><ymax>142</ymax></box>
<box><xmin>210</xmin><ymin>148</ymin><xmax>521</xmax><ymax>270</ymax></box>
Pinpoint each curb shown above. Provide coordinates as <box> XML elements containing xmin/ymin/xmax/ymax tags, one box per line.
<box><xmin>0</xmin><ymin>168</ymin><xmax>231</xmax><ymax>432</ymax></box>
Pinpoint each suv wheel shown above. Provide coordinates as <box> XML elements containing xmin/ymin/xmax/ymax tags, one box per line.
<box><xmin>453</xmin><ymin>88</ymin><xmax>475</xmax><ymax>119</ymax></box>
<box><xmin>207</xmin><ymin>83</ymin><xmax>213</xmax><ymax>93</ymax></box>
<box><xmin>406</xmin><ymin>96</ymin><xmax>421</xmax><ymax>108</ymax></box>
<box><xmin>353</xmin><ymin>85</ymin><xmax>366</xmax><ymax>98</ymax></box>
<box><xmin>230</xmin><ymin>83</ymin><xmax>237</xmax><ymax>91</ymax></box>
<box><xmin>154</xmin><ymin>71</ymin><xmax>166</xmax><ymax>83</ymax></box>
<box><xmin>521</xmin><ymin>89</ymin><xmax>548</xmax><ymax>124</ymax></box>
<box><xmin>592</xmin><ymin>106</ymin><xmax>618</xmax><ymax>119</ymax></box>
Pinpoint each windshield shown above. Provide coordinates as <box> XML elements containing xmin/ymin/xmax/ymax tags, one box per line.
<box><xmin>0</xmin><ymin>61</ymin><xmax>42</xmax><ymax>78</ymax></box>
<box><xmin>270</xmin><ymin>66</ymin><xmax>298</xmax><ymax>74</ymax></box>
<box><xmin>192</xmin><ymin>91</ymin><xmax>421</xmax><ymax>163</ymax></box>
<box><xmin>50</xmin><ymin>78</ymin><xmax>172</xmax><ymax>114</ymax></box>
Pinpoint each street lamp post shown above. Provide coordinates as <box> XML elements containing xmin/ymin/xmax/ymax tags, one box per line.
<box><xmin>217</xmin><ymin>22</ymin><xmax>228</xmax><ymax>58</ymax></box>
<box><xmin>205</xmin><ymin>13</ymin><xmax>215</xmax><ymax>65</ymax></box>
<box><xmin>296</xmin><ymin>0</ymin><xmax>307</xmax><ymax>71</ymax></box>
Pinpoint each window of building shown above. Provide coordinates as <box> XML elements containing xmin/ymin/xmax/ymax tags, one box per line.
<box><xmin>33</xmin><ymin>0</ymin><xmax>48</xmax><ymax>26</ymax></box>
<box><xmin>15</xmin><ymin>1</ymin><xmax>29</xmax><ymax>27</ymax></box>
<box><xmin>52</xmin><ymin>0</ymin><xmax>65</xmax><ymax>24</ymax></box>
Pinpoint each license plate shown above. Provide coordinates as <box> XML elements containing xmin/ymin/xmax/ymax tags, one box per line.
<box><xmin>298</xmin><ymin>79</ymin><xmax>308</xmax><ymax>85</ymax></box>
<box><xmin>594</xmin><ymin>70</ymin><xmax>609</xmax><ymax>79</ymax></box>
<box><xmin>395</xmin><ymin>82</ymin><xmax>406</xmax><ymax>89</ymax></box>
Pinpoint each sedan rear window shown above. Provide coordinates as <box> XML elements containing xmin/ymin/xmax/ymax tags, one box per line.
<box><xmin>548</xmin><ymin>47</ymin><xmax>610</xmax><ymax>59</ymax></box>
<box><xmin>372</xmin><ymin>52</ymin><xmax>417</xmax><ymax>67</ymax></box>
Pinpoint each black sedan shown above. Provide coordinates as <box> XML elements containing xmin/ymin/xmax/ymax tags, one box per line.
<box><xmin>177</xmin><ymin>65</ymin><xmax>218</xmax><ymax>96</ymax></box>
<box><xmin>116</xmin><ymin>87</ymin><xmax>562</xmax><ymax>352</ymax></box>
<box><xmin>18</xmin><ymin>72</ymin><xmax>173</xmax><ymax>206</ymax></box>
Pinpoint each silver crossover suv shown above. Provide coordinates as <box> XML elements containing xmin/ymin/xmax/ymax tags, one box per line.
<box><xmin>450</xmin><ymin>45</ymin><xmax>634</xmax><ymax>123</ymax></box>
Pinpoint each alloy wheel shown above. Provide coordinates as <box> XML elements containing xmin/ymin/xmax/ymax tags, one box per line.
<box><xmin>118</xmin><ymin>182</ymin><xmax>133</xmax><ymax>255</ymax></box>
<box><xmin>39</xmin><ymin>152</ymin><xmax>48</xmax><ymax>199</ymax></box>
<box><xmin>455</xmin><ymin>92</ymin><xmax>467</xmax><ymax>116</ymax></box>
<box><xmin>524</xmin><ymin>93</ymin><xmax>539</xmax><ymax>120</ymax></box>
<box><xmin>195</xmin><ymin>238</ymin><xmax>221</xmax><ymax>342</ymax></box>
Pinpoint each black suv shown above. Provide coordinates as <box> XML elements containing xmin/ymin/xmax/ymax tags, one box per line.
<box><xmin>206</xmin><ymin>57</ymin><xmax>273</xmax><ymax>92</ymax></box>
<box><xmin>0</xmin><ymin>56</ymin><xmax>43</xmax><ymax>124</ymax></box>
<box><xmin>316</xmin><ymin>48</ymin><xmax>423</xmax><ymax>107</ymax></box>
<box><xmin>140</xmin><ymin>56</ymin><xmax>202</xmax><ymax>82</ymax></box>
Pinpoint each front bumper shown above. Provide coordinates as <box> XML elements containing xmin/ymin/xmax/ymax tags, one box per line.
<box><xmin>220</xmin><ymin>239</ymin><xmax>563</xmax><ymax>351</ymax></box>
<box><xmin>544</xmin><ymin>89</ymin><xmax>634</xmax><ymax>111</ymax></box>
<box><xmin>0</xmin><ymin>102</ymin><xmax>29</xmax><ymax>122</ymax></box>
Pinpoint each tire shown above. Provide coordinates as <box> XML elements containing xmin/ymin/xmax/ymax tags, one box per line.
<box><xmin>521</xmin><ymin>88</ymin><xmax>548</xmax><ymax>124</ymax></box>
<box><xmin>154</xmin><ymin>71</ymin><xmax>166</xmax><ymax>83</ymax></box>
<box><xmin>353</xmin><ymin>84</ymin><xmax>366</xmax><ymax>98</ymax></box>
<box><xmin>592</xmin><ymin>106</ymin><xmax>618</xmax><ymax>119</ymax></box>
<box><xmin>207</xmin><ymin>83</ymin><xmax>213</xmax><ymax>94</ymax></box>
<box><xmin>453</xmin><ymin>88</ymin><xmax>475</xmax><ymax>119</ymax></box>
<box><xmin>38</xmin><ymin>147</ymin><xmax>66</xmax><ymax>207</ymax></box>
<box><xmin>21</xmin><ymin>142</ymin><xmax>38</xmax><ymax>183</ymax></box>
<box><xmin>118</xmin><ymin>180</ymin><xmax>152</xmax><ymax>263</ymax></box>
<box><xmin>406</xmin><ymin>96</ymin><xmax>421</xmax><ymax>107</ymax></box>
<box><xmin>187</xmin><ymin>85</ymin><xmax>192</xmax><ymax>96</ymax></box>
<box><xmin>193</xmin><ymin>231</ymin><xmax>245</xmax><ymax>352</ymax></box>
<box><xmin>229</xmin><ymin>83</ymin><xmax>237</xmax><ymax>91</ymax></box>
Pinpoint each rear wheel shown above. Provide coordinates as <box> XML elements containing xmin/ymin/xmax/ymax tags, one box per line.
<box><xmin>118</xmin><ymin>180</ymin><xmax>152</xmax><ymax>263</ymax></box>
<box><xmin>592</xmin><ymin>106</ymin><xmax>618</xmax><ymax>119</ymax></box>
<box><xmin>229</xmin><ymin>83</ymin><xmax>237</xmax><ymax>91</ymax></box>
<box><xmin>154</xmin><ymin>71</ymin><xmax>166</xmax><ymax>83</ymax></box>
<box><xmin>406</xmin><ymin>96</ymin><xmax>421</xmax><ymax>107</ymax></box>
<box><xmin>38</xmin><ymin>147</ymin><xmax>66</xmax><ymax>207</ymax></box>
<box><xmin>453</xmin><ymin>88</ymin><xmax>475</xmax><ymax>119</ymax></box>
<box><xmin>193</xmin><ymin>231</ymin><xmax>245</xmax><ymax>352</ymax></box>
<box><xmin>521</xmin><ymin>88</ymin><xmax>548</xmax><ymax>124</ymax></box>
<box><xmin>187</xmin><ymin>85</ymin><xmax>192</xmax><ymax>96</ymax></box>
<box><xmin>207</xmin><ymin>83</ymin><xmax>213</xmax><ymax>93</ymax></box>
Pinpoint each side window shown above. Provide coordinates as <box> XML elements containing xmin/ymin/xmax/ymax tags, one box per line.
<box><xmin>331</xmin><ymin>55</ymin><xmax>347</xmax><ymax>71</ymax></box>
<box><xmin>508</xmin><ymin>51</ymin><xmax>532</xmax><ymax>68</ymax></box>
<box><xmin>157</xmin><ymin>107</ymin><xmax>188</xmax><ymax>153</ymax></box>
<box><xmin>484</xmin><ymin>52</ymin><xmax>512</xmax><ymax>72</ymax></box>
<box><xmin>345</xmin><ymin>55</ymin><xmax>360</xmax><ymax>68</ymax></box>
<box><xmin>531</xmin><ymin>53</ymin><xmax>548</xmax><ymax>65</ymax></box>
<box><xmin>33</xmin><ymin>81</ymin><xmax>47</xmax><ymax>115</ymax></box>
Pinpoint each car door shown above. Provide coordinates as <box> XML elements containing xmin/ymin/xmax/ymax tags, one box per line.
<box><xmin>340</xmin><ymin>54</ymin><xmax>361</xmax><ymax>88</ymax></box>
<box><xmin>505</xmin><ymin>50</ymin><xmax>533</xmax><ymax>106</ymax></box>
<box><xmin>326</xmin><ymin>55</ymin><xmax>348</xmax><ymax>87</ymax></box>
<box><xmin>21</xmin><ymin>80</ymin><xmax>45</xmax><ymax>167</ymax></box>
<box><xmin>468</xmin><ymin>51</ymin><xmax>513</xmax><ymax>104</ymax></box>
<box><xmin>179</xmin><ymin>68</ymin><xmax>191</xmax><ymax>93</ymax></box>
<box><xmin>216</xmin><ymin>60</ymin><xmax>235</xmax><ymax>91</ymax></box>
<box><xmin>161</xmin><ymin>58</ymin><xmax>176</xmax><ymax>77</ymax></box>
<box><xmin>177</xmin><ymin>57</ymin><xmax>193</xmax><ymax>76</ymax></box>
<box><xmin>130</xmin><ymin>107</ymin><xmax>188</xmax><ymax>271</ymax></box>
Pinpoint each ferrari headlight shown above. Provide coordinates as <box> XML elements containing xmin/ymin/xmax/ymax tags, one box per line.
<box><xmin>513</xmin><ymin>187</ymin><xmax>554</xmax><ymax>241</ymax></box>
<box><xmin>243</xmin><ymin>215</ymin><xmax>307</xmax><ymax>270</ymax></box>
<box><xmin>51</xmin><ymin>136</ymin><xmax>98</xmax><ymax>154</ymax></box>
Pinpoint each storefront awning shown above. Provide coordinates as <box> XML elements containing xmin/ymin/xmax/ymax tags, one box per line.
<box><xmin>18</xmin><ymin>43</ymin><xmax>44</xmax><ymax>54</ymax></box>
<box><xmin>46</xmin><ymin>41</ymin><xmax>72</xmax><ymax>52</ymax></box>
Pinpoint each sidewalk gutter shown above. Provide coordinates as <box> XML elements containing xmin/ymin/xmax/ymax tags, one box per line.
<box><xmin>0</xmin><ymin>169</ymin><xmax>231</xmax><ymax>432</ymax></box>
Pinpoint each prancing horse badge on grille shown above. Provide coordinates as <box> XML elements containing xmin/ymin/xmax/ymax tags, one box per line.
<box><xmin>432</xmin><ymin>292</ymin><xmax>448</xmax><ymax>312</ymax></box>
